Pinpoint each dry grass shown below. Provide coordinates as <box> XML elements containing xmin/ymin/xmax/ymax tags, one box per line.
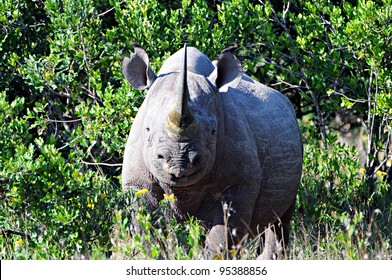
<box><xmin>108</xmin><ymin>201</ymin><xmax>392</xmax><ymax>260</ymax></box>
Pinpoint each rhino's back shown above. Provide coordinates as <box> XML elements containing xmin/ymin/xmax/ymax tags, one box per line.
<box><xmin>218</xmin><ymin>75</ymin><xmax>303</xmax><ymax>230</ymax></box>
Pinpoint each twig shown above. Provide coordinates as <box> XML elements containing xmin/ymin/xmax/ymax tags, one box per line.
<box><xmin>366</xmin><ymin>71</ymin><xmax>375</xmax><ymax>169</ymax></box>
<box><xmin>370</xmin><ymin>157</ymin><xmax>390</xmax><ymax>178</ymax></box>
<box><xmin>57</xmin><ymin>135</ymin><xmax>84</xmax><ymax>151</ymax></box>
<box><xmin>96</xmin><ymin>6</ymin><xmax>116</xmax><ymax>18</ymax></box>
<box><xmin>27</xmin><ymin>23</ymin><xmax>45</xmax><ymax>28</ymax></box>
<box><xmin>1</xmin><ymin>228</ymin><xmax>30</xmax><ymax>240</ymax></box>
<box><xmin>81</xmin><ymin>161</ymin><xmax>122</xmax><ymax>167</ymax></box>
<box><xmin>47</xmin><ymin>118</ymin><xmax>82</xmax><ymax>123</ymax></box>
<box><xmin>330</xmin><ymin>90</ymin><xmax>369</xmax><ymax>103</ymax></box>
<box><xmin>96</xmin><ymin>1</ymin><xmax>126</xmax><ymax>18</ymax></box>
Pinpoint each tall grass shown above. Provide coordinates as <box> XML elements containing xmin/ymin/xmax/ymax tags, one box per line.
<box><xmin>108</xmin><ymin>191</ymin><xmax>391</xmax><ymax>260</ymax></box>
<box><xmin>2</xmin><ymin>189</ymin><xmax>390</xmax><ymax>260</ymax></box>
<box><xmin>289</xmin><ymin>211</ymin><xmax>391</xmax><ymax>260</ymax></box>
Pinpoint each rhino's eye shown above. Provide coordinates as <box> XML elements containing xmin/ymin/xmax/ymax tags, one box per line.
<box><xmin>211</xmin><ymin>129</ymin><xmax>216</xmax><ymax>136</ymax></box>
<box><xmin>145</xmin><ymin>127</ymin><xmax>152</xmax><ymax>145</ymax></box>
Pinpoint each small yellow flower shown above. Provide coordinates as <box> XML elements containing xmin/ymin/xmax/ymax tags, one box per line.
<box><xmin>135</xmin><ymin>188</ymin><xmax>149</xmax><ymax>197</ymax></box>
<box><xmin>213</xmin><ymin>253</ymin><xmax>224</xmax><ymax>260</ymax></box>
<box><xmin>163</xmin><ymin>193</ymin><xmax>175</xmax><ymax>202</ymax></box>
<box><xmin>229</xmin><ymin>249</ymin><xmax>237</xmax><ymax>256</ymax></box>
<box><xmin>359</xmin><ymin>168</ymin><xmax>366</xmax><ymax>173</ymax></box>
<box><xmin>326</xmin><ymin>89</ymin><xmax>334</xmax><ymax>96</ymax></box>
<box><xmin>14</xmin><ymin>238</ymin><xmax>24</xmax><ymax>248</ymax></box>
<box><xmin>376</xmin><ymin>170</ymin><xmax>387</xmax><ymax>177</ymax></box>
<box><xmin>87</xmin><ymin>203</ymin><xmax>94</xmax><ymax>209</ymax></box>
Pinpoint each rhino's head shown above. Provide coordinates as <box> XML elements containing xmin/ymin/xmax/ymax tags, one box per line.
<box><xmin>123</xmin><ymin>44</ymin><xmax>242</xmax><ymax>187</ymax></box>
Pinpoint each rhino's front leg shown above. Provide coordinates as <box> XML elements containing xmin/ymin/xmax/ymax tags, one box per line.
<box><xmin>204</xmin><ymin>212</ymin><xmax>250</xmax><ymax>259</ymax></box>
<box><xmin>204</xmin><ymin>224</ymin><xmax>227</xmax><ymax>258</ymax></box>
<box><xmin>256</xmin><ymin>227</ymin><xmax>279</xmax><ymax>260</ymax></box>
<box><xmin>204</xmin><ymin>185</ymin><xmax>257</xmax><ymax>259</ymax></box>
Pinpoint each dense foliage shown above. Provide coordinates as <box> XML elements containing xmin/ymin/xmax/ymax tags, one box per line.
<box><xmin>1</xmin><ymin>0</ymin><xmax>391</xmax><ymax>259</ymax></box>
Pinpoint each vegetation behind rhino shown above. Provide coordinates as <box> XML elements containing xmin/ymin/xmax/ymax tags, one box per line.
<box><xmin>121</xmin><ymin>44</ymin><xmax>303</xmax><ymax>259</ymax></box>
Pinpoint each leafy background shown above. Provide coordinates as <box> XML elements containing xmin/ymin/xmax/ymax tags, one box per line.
<box><xmin>0</xmin><ymin>0</ymin><xmax>391</xmax><ymax>259</ymax></box>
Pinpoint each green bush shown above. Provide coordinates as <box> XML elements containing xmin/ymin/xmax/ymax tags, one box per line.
<box><xmin>0</xmin><ymin>0</ymin><xmax>391</xmax><ymax>259</ymax></box>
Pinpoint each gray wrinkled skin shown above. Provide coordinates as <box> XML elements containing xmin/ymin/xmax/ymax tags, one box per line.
<box><xmin>122</xmin><ymin>44</ymin><xmax>303</xmax><ymax>259</ymax></box>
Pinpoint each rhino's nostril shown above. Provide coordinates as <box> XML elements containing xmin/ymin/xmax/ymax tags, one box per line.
<box><xmin>157</xmin><ymin>154</ymin><xmax>165</xmax><ymax>160</ymax></box>
<box><xmin>191</xmin><ymin>155</ymin><xmax>201</xmax><ymax>166</ymax></box>
<box><xmin>156</xmin><ymin>150</ymin><xmax>171</xmax><ymax>162</ymax></box>
<box><xmin>189</xmin><ymin>152</ymin><xmax>202</xmax><ymax>167</ymax></box>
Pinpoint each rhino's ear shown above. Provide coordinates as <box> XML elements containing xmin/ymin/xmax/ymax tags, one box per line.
<box><xmin>209</xmin><ymin>46</ymin><xmax>242</xmax><ymax>92</ymax></box>
<box><xmin>122</xmin><ymin>44</ymin><xmax>157</xmax><ymax>90</ymax></box>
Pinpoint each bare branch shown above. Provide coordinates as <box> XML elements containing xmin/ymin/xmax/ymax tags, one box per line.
<box><xmin>1</xmin><ymin>228</ymin><xmax>30</xmax><ymax>240</ymax></box>
<box><xmin>366</xmin><ymin>71</ymin><xmax>376</xmax><ymax>169</ymax></box>
<box><xmin>96</xmin><ymin>6</ymin><xmax>116</xmax><ymax>18</ymax></box>
<box><xmin>81</xmin><ymin>161</ymin><xmax>122</xmax><ymax>167</ymax></box>
<box><xmin>57</xmin><ymin>135</ymin><xmax>84</xmax><ymax>151</ymax></box>
<box><xmin>330</xmin><ymin>90</ymin><xmax>370</xmax><ymax>103</ymax></box>
<box><xmin>47</xmin><ymin>118</ymin><xmax>82</xmax><ymax>123</ymax></box>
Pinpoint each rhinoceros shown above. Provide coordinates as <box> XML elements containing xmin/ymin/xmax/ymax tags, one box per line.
<box><xmin>121</xmin><ymin>43</ymin><xmax>303</xmax><ymax>259</ymax></box>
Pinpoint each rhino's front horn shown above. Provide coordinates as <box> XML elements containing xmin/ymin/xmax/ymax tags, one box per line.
<box><xmin>166</xmin><ymin>44</ymin><xmax>198</xmax><ymax>137</ymax></box>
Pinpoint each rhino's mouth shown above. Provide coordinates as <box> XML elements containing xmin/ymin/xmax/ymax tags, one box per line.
<box><xmin>153</xmin><ymin>162</ymin><xmax>204</xmax><ymax>187</ymax></box>
<box><xmin>166</xmin><ymin>170</ymin><xmax>203</xmax><ymax>186</ymax></box>
<box><xmin>151</xmin><ymin>145</ymin><xmax>205</xmax><ymax>186</ymax></box>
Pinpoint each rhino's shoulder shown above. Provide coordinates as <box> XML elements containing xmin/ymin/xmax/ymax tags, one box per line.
<box><xmin>224</xmin><ymin>74</ymin><xmax>296</xmax><ymax>120</ymax></box>
<box><xmin>238</xmin><ymin>75</ymin><xmax>293</xmax><ymax>107</ymax></box>
<box><xmin>220</xmin><ymin>74</ymin><xmax>300</xmax><ymax>157</ymax></box>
